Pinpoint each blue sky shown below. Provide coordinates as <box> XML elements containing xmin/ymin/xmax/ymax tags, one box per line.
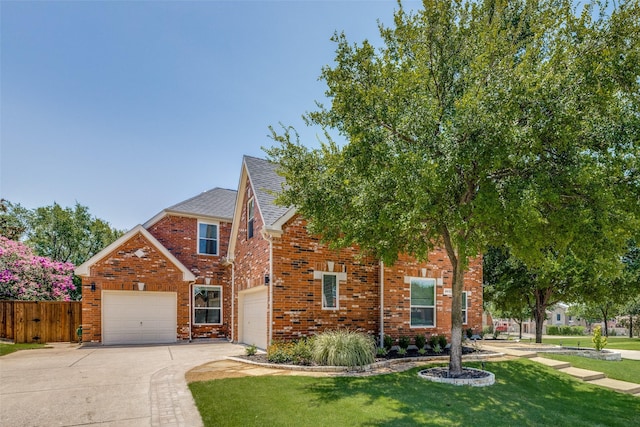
<box><xmin>1</xmin><ymin>0</ymin><xmax>418</xmax><ymax>231</ymax></box>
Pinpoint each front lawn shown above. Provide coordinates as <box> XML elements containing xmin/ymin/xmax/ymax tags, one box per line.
<box><xmin>0</xmin><ymin>342</ymin><xmax>45</xmax><ymax>356</ymax></box>
<box><xmin>542</xmin><ymin>337</ymin><xmax>640</xmax><ymax>350</ymax></box>
<box><xmin>189</xmin><ymin>359</ymin><xmax>640</xmax><ymax>427</ymax></box>
<box><xmin>540</xmin><ymin>354</ymin><xmax>640</xmax><ymax>384</ymax></box>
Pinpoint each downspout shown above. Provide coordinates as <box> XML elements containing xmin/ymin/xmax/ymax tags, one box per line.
<box><xmin>188</xmin><ymin>281</ymin><xmax>195</xmax><ymax>342</ymax></box>
<box><xmin>268</xmin><ymin>235</ymin><xmax>274</xmax><ymax>346</ymax></box>
<box><xmin>379</xmin><ymin>260</ymin><xmax>384</xmax><ymax>348</ymax></box>
<box><xmin>230</xmin><ymin>260</ymin><xmax>235</xmax><ymax>342</ymax></box>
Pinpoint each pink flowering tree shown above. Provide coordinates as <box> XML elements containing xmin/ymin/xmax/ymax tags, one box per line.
<box><xmin>0</xmin><ymin>236</ymin><xmax>75</xmax><ymax>301</ymax></box>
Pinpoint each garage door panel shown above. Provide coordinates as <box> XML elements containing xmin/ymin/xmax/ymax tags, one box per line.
<box><xmin>103</xmin><ymin>291</ymin><xmax>176</xmax><ymax>345</ymax></box>
<box><xmin>241</xmin><ymin>289</ymin><xmax>267</xmax><ymax>349</ymax></box>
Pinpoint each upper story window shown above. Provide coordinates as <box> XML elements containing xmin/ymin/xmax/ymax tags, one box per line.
<box><xmin>247</xmin><ymin>198</ymin><xmax>255</xmax><ymax>239</ymax></box>
<box><xmin>198</xmin><ymin>222</ymin><xmax>218</xmax><ymax>255</ymax></box>
<box><xmin>410</xmin><ymin>278</ymin><xmax>436</xmax><ymax>327</ymax></box>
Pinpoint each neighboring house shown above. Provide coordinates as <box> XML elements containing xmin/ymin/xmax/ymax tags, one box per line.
<box><xmin>493</xmin><ymin>303</ymin><xmax>588</xmax><ymax>335</ymax></box>
<box><xmin>76</xmin><ymin>156</ymin><xmax>483</xmax><ymax>347</ymax></box>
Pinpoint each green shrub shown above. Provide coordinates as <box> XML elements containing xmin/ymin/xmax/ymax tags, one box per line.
<box><xmin>376</xmin><ymin>347</ymin><xmax>388</xmax><ymax>357</ymax></box>
<box><xmin>429</xmin><ymin>334</ymin><xmax>447</xmax><ymax>350</ymax></box>
<box><xmin>383</xmin><ymin>334</ymin><xmax>394</xmax><ymax>350</ymax></box>
<box><xmin>465</xmin><ymin>328</ymin><xmax>474</xmax><ymax>339</ymax></box>
<box><xmin>267</xmin><ymin>341</ymin><xmax>295</xmax><ymax>364</ymax></box>
<box><xmin>312</xmin><ymin>330</ymin><xmax>376</xmax><ymax>367</ymax></box>
<box><xmin>245</xmin><ymin>344</ymin><xmax>257</xmax><ymax>356</ymax></box>
<box><xmin>398</xmin><ymin>335</ymin><xmax>411</xmax><ymax>349</ymax></box>
<box><xmin>397</xmin><ymin>347</ymin><xmax>407</xmax><ymax>356</ymax></box>
<box><xmin>483</xmin><ymin>325</ymin><xmax>494</xmax><ymax>335</ymax></box>
<box><xmin>546</xmin><ymin>325</ymin><xmax>585</xmax><ymax>336</ymax></box>
<box><xmin>592</xmin><ymin>325</ymin><xmax>607</xmax><ymax>351</ymax></box>
<box><xmin>414</xmin><ymin>334</ymin><xmax>426</xmax><ymax>350</ymax></box>
<box><xmin>266</xmin><ymin>339</ymin><xmax>313</xmax><ymax>365</ymax></box>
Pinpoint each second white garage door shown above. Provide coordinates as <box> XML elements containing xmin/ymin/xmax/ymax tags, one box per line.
<box><xmin>102</xmin><ymin>291</ymin><xmax>177</xmax><ymax>345</ymax></box>
<box><xmin>240</xmin><ymin>288</ymin><xmax>268</xmax><ymax>349</ymax></box>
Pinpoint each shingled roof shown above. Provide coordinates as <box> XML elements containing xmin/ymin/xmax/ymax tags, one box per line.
<box><xmin>166</xmin><ymin>187</ymin><xmax>237</xmax><ymax>221</ymax></box>
<box><xmin>243</xmin><ymin>156</ymin><xmax>290</xmax><ymax>227</ymax></box>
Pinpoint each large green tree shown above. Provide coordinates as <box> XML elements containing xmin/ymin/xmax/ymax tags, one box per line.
<box><xmin>267</xmin><ymin>0</ymin><xmax>640</xmax><ymax>374</ymax></box>
<box><xmin>26</xmin><ymin>202</ymin><xmax>124</xmax><ymax>266</ymax></box>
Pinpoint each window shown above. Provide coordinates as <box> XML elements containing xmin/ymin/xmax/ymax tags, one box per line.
<box><xmin>198</xmin><ymin>222</ymin><xmax>218</xmax><ymax>255</ymax></box>
<box><xmin>247</xmin><ymin>198</ymin><xmax>255</xmax><ymax>239</ymax></box>
<box><xmin>556</xmin><ymin>313</ymin><xmax>561</xmax><ymax>322</ymax></box>
<box><xmin>322</xmin><ymin>274</ymin><xmax>338</xmax><ymax>309</ymax></box>
<box><xmin>193</xmin><ymin>286</ymin><xmax>221</xmax><ymax>324</ymax></box>
<box><xmin>462</xmin><ymin>291</ymin><xmax>468</xmax><ymax>325</ymax></box>
<box><xmin>410</xmin><ymin>278</ymin><xmax>436</xmax><ymax>327</ymax></box>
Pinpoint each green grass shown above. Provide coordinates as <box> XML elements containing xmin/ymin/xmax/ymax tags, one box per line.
<box><xmin>189</xmin><ymin>360</ymin><xmax>640</xmax><ymax>427</ymax></box>
<box><xmin>540</xmin><ymin>353</ymin><xmax>640</xmax><ymax>384</ymax></box>
<box><xmin>542</xmin><ymin>337</ymin><xmax>640</xmax><ymax>350</ymax></box>
<box><xmin>0</xmin><ymin>342</ymin><xmax>45</xmax><ymax>356</ymax></box>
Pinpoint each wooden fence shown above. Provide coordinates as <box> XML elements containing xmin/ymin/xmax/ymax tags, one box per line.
<box><xmin>0</xmin><ymin>301</ymin><xmax>82</xmax><ymax>343</ymax></box>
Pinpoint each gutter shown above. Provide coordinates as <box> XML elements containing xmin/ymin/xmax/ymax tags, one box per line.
<box><xmin>379</xmin><ymin>260</ymin><xmax>384</xmax><ymax>347</ymax></box>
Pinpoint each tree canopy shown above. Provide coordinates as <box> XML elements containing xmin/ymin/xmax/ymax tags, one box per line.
<box><xmin>267</xmin><ymin>0</ymin><xmax>640</xmax><ymax>374</ymax></box>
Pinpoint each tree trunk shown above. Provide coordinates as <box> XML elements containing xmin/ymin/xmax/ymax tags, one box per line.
<box><xmin>534</xmin><ymin>307</ymin><xmax>545</xmax><ymax>344</ymax></box>
<box><xmin>518</xmin><ymin>319</ymin><xmax>523</xmax><ymax>339</ymax></box>
<box><xmin>448</xmin><ymin>261</ymin><xmax>464</xmax><ymax>375</ymax></box>
<box><xmin>600</xmin><ymin>307</ymin><xmax>609</xmax><ymax>338</ymax></box>
<box><xmin>440</xmin><ymin>226</ymin><xmax>463</xmax><ymax>376</ymax></box>
<box><xmin>630</xmin><ymin>314</ymin><xmax>633</xmax><ymax>338</ymax></box>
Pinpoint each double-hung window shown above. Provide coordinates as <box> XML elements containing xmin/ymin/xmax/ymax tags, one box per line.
<box><xmin>322</xmin><ymin>273</ymin><xmax>338</xmax><ymax>309</ymax></box>
<box><xmin>193</xmin><ymin>286</ymin><xmax>222</xmax><ymax>324</ymax></box>
<box><xmin>410</xmin><ymin>278</ymin><xmax>436</xmax><ymax>327</ymax></box>
<box><xmin>462</xmin><ymin>291</ymin><xmax>468</xmax><ymax>325</ymax></box>
<box><xmin>198</xmin><ymin>222</ymin><xmax>218</xmax><ymax>255</ymax></box>
<box><xmin>247</xmin><ymin>198</ymin><xmax>255</xmax><ymax>239</ymax></box>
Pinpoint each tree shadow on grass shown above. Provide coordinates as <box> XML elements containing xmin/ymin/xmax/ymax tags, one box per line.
<box><xmin>305</xmin><ymin>360</ymin><xmax>640</xmax><ymax>427</ymax></box>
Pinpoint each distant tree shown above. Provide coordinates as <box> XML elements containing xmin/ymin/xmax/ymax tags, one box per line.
<box><xmin>268</xmin><ymin>1</ymin><xmax>640</xmax><ymax>373</ymax></box>
<box><xmin>0</xmin><ymin>199</ymin><xmax>30</xmax><ymax>241</ymax></box>
<box><xmin>25</xmin><ymin>202</ymin><xmax>124</xmax><ymax>266</ymax></box>
<box><xmin>0</xmin><ymin>236</ymin><xmax>75</xmax><ymax>301</ymax></box>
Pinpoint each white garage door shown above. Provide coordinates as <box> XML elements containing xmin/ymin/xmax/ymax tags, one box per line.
<box><xmin>103</xmin><ymin>291</ymin><xmax>177</xmax><ymax>345</ymax></box>
<box><xmin>241</xmin><ymin>288</ymin><xmax>268</xmax><ymax>349</ymax></box>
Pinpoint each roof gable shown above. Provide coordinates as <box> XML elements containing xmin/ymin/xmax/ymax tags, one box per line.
<box><xmin>74</xmin><ymin>225</ymin><xmax>196</xmax><ymax>281</ymax></box>
<box><xmin>243</xmin><ymin>156</ymin><xmax>290</xmax><ymax>227</ymax></box>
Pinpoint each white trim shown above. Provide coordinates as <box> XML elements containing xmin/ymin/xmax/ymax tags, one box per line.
<box><xmin>193</xmin><ymin>285</ymin><xmax>223</xmax><ymax>325</ymax></box>
<box><xmin>197</xmin><ymin>220</ymin><xmax>220</xmax><ymax>256</ymax></box>
<box><xmin>264</xmin><ymin>207</ymin><xmax>297</xmax><ymax>236</ymax></box>
<box><xmin>228</xmin><ymin>160</ymin><xmax>250</xmax><ymax>258</ymax></box>
<box><xmin>74</xmin><ymin>225</ymin><xmax>196</xmax><ymax>282</ymax></box>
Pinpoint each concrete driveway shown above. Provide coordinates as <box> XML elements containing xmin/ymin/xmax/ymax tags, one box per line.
<box><xmin>0</xmin><ymin>341</ymin><xmax>245</xmax><ymax>427</ymax></box>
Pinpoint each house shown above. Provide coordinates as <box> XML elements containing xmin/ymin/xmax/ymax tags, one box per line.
<box><xmin>76</xmin><ymin>156</ymin><xmax>483</xmax><ymax>347</ymax></box>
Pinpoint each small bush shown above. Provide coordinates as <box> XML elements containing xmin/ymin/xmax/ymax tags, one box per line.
<box><xmin>266</xmin><ymin>339</ymin><xmax>313</xmax><ymax>365</ymax></box>
<box><xmin>383</xmin><ymin>334</ymin><xmax>394</xmax><ymax>350</ymax></box>
<box><xmin>245</xmin><ymin>344</ymin><xmax>257</xmax><ymax>356</ymax></box>
<box><xmin>376</xmin><ymin>347</ymin><xmax>388</xmax><ymax>357</ymax></box>
<box><xmin>398</xmin><ymin>335</ymin><xmax>411</xmax><ymax>349</ymax></box>
<box><xmin>546</xmin><ymin>325</ymin><xmax>585</xmax><ymax>336</ymax></box>
<box><xmin>312</xmin><ymin>330</ymin><xmax>376</xmax><ymax>367</ymax></box>
<box><xmin>428</xmin><ymin>334</ymin><xmax>447</xmax><ymax>350</ymax></box>
<box><xmin>465</xmin><ymin>328</ymin><xmax>474</xmax><ymax>339</ymax></box>
<box><xmin>483</xmin><ymin>325</ymin><xmax>494</xmax><ymax>335</ymax></box>
<box><xmin>414</xmin><ymin>334</ymin><xmax>426</xmax><ymax>350</ymax></box>
<box><xmin>397</xmin><ymin>347</ymin><xmax>407</xmax><ymax>356</ymax></box>
<box><xmin>592</xmin><ymin>325</ymin><xmax>607</xmax><ymax>351</ymax></box>
<box><xmin>417</xmin><ymin>348</ymin><xmax>427</xmax><ymax>356</ymax></box>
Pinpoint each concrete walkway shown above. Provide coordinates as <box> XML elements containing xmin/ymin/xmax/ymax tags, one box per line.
<box><xmin>482</xmin><ymin>341</ymin><xmax>640</xmax><ymax>397</ymax></box>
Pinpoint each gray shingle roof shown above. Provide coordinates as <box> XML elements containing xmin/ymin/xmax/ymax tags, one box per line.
<box><xmin>244</xmin><ymin>156</ymin><xmax>290</xmax><ymax>227</ymax></box>
<box><xmin>166</xmin><ymin>187</ymin><xmax>237</xmax><ymax>220</ymax></box>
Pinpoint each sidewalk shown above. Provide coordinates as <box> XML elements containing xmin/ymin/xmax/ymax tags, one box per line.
<box><xmin>482</xmin><ymin>341</ymin><xmax>640</xmax><ymax>397</ymax></box>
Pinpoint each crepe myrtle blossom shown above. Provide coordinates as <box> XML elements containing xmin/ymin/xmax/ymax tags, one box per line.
<box><xmin>0</xmin><ymin>236</ymin><xmax>75</xmax><ymax>301</ymax></box>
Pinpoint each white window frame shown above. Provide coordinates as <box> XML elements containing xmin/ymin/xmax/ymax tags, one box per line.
<box><xmin>193</xmin><ymin>285</ymin><xmax>222</xmax><ymax>325</ymax></box>
<box><xmin>410</xmin><ymin>277</ymin><xmax>436</xmax><ymax>328</ymax></box>
<box><xmin>198</xmin><ymin>221</ymin><xmax>219</xmax><ymax>256</ymax></box>
<box><xmin>247</xmin><ymin>197</ymin><xmax>255</xmax><ymax>239</ymax></box>
<box><xmin>462</xmin><ymin>291</ymin><xmax>468</xmax><ymax>325</ymax></box>
<box><xmin>322</xmin><ymin>273</ymin><xmax>338</xmax><ymax>310</ymax></box>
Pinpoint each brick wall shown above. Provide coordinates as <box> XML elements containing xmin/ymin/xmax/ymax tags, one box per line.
<box><xmin>80</xmin><ymin>231</ymin><xmax>189</xmax><ymax>343</ymax></box>
<box><xmin>232</xmin><ymin>178</ymin><xmax>271</xmax><ymax>342</ymax></box>
<box><xmin>147</xmin><ymin>215</ymin><xmax>232</xmax><ymax>339</ymax></box>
